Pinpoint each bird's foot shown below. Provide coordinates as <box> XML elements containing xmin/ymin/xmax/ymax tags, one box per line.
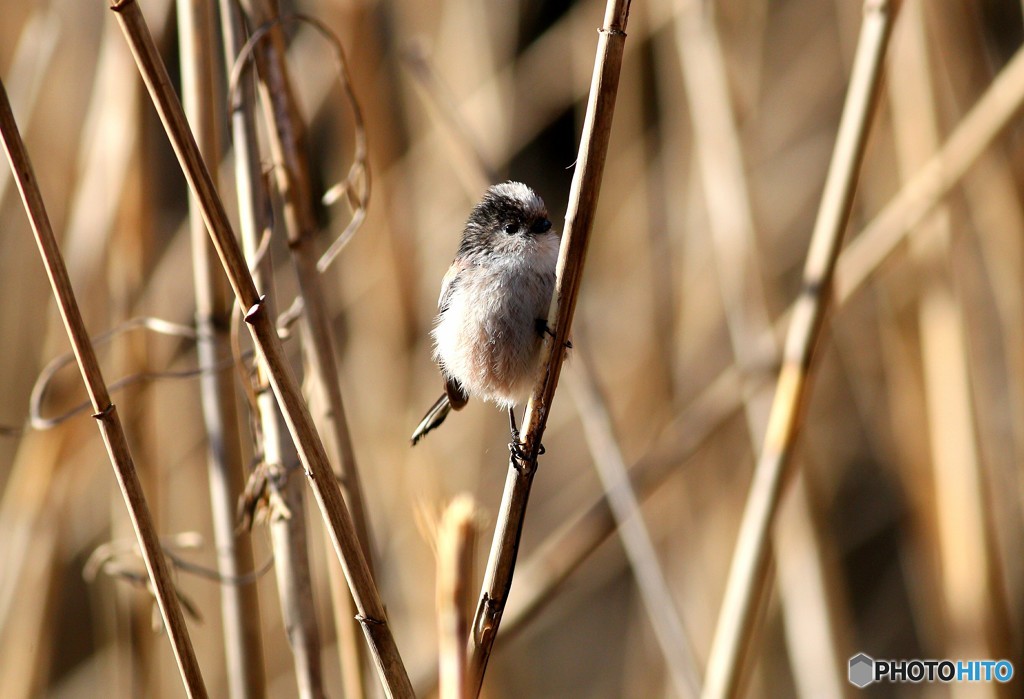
<box><xmin>535</xmin><ymin>318</ymin><xmax>573</xmax><ymax>349</ymax></box>
<box><xmin>508</xmin><ymin>437</ymin><xmax>544</xmax><ymax>473</ymax></box>
<box><xmin>507</xmin><ymin>406</ymin><xmax>544</xmax><ymax>473</ymax></box>
<box><xmin>505</xmin><ymin>440</ymin><xmax>544</xmax><ymax>472</ymax></box>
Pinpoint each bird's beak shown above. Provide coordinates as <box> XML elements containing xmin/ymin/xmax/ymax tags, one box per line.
<box><xmin>531</xmin><ymin>218</ymin><xmax>552</xmax><ymax>233</ymax></box>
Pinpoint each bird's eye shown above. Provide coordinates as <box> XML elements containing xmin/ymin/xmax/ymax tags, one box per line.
<box><xmin>504</xmin><ymin>223</ymin><xmax>518</xmax><ymax>235</ymax></box>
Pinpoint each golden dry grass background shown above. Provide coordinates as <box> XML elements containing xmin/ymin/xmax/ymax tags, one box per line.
<box><xmin>1</xmin><ymin>0</ymin><xmax>1023</xmax><ymax>697</ymax></box>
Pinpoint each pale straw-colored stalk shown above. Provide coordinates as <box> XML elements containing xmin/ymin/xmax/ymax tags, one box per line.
<box><xmin>437</xmin><ymin>496</ymin><xmax>478</xmax><ymax>699</ymax></box>
<box><xmin>176</xmin><ymin>1</ymin><xmax>267</xmax><ymax>695</ymax></box>
<box><xmin>702</xmin><ymin>2</ymin><xmax>899</xmax><ymax>697</ymax></box>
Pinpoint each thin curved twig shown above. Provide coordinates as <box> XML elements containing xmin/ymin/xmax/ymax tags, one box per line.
<box><xmin>84</xmin><ymin>533</ymin><xmax>274</xmax><ymax>587</ymax></box>
<box><xmin>227</xmin><ymin>12</ymin><xmax>370</xmax><ymax>272</ymax></box>
<box><xmin>28</xmin><ymin>317</ymin><xmax>258</xmax><ymax>429</ymax></box>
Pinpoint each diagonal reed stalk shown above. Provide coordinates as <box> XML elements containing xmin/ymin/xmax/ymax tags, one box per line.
<box><xmin>701</xmin><ymin>2</ymin><xmax>899</xmax><ymax>697</ymax></box>
<box><xmin>176</xmin><ymin>1</ymin><xmax>267</xmax><ymax>695</ymax></box>
<box><xmin>676</xmin><ymin>2</ymin><xmax>846</xmax><ymax>694</ymax></box>
<box><xmin>107</xmin><ymin>2</ymin><xmax>413</xmax><ymax>696</ymax></box>
<box><xmin>568</xmin><ymin>350</ymin><xmax>702</xmax><ymax>698</ymax></box>
<box><xmin>467</xmin><ymin>0</ymin><xmax>632</xmax><ymax>695</ymax></box>
<box><xmin>0</xmin><ymin>78</ymin><xmax>208</xmax><ymax>698</ymax></box>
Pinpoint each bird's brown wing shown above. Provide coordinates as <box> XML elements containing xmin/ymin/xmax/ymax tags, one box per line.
<box><xmin>438</xmin><ymin>258</ymin><xmax>470</xmax><ymax>411</ymax></box>
<box><xmin>437</xmin><ymin>257</ymin><xmax>471</xmax><ymax>314</ymax></box>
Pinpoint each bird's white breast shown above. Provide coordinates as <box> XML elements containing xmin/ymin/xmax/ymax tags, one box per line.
<box><xmin>432</xmin><ymin>234</ymin><xmax>559</xmax><ymax>408</ymax></box>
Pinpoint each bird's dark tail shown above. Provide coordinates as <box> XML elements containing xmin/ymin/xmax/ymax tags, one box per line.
<box><xmin>410</xmin><ymin>394</ymin><xmax>452</xmax><ymax>445</ymax></box>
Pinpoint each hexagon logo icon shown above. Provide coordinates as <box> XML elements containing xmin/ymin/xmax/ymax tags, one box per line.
<box><xmin>849</xmin><ymin>653</ymin><xmax>874</xmax><ymax>688</ymax></box>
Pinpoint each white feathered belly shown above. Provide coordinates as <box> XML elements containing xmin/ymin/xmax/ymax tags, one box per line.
<box><xmin>432</xmin><ymin>263</ymin><xmax>555</xmax><ymax>408</ymax></box>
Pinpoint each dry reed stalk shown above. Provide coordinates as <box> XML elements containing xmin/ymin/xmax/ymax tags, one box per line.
<box><xmin>701</xmin><ymin>2</ymin><xmax>898</xmax><ymax>697</ymax></box>
<box><xmin>889</xmin><ymin>0</ymin><xmax>1005</xmax><ymax>668</ymax></box>
<box><xmin>108</xmin><ymin>2</ymin><xmax>413</xmax><ymax>696</ymax></box>
<box><xmin>0</xmin><ymin>7</ymin><xmax>57</xmax><ymax>211</ymax></box>
<box><xmin>176</xmin><ymin>2</ymin><xmax>267</xmax><ymax>695</ymax></box>
<box><xmin>0</xmin><ymin>78</ymin><xmax>208</xmax><ymax>698</ymax></box>
<box><xmin>436</xmin><ymin>496</ymin><xmax>478</xmax><ymax>699</ymax></box>
<box><xmin>269</xmin><ymin>466</ymin><xmax>328</xmax><ymax>699</ymax></box>
<box><xmin>219</xmin><ymin>2</ymin><xmax>326</xmax><ymax>694</ymax></box>
<box><xmin>231</xmin><ymin>5</ymin><xmax>375</xmax><ymax>693</ymax></box>
<box><xmin>676</xmin><ymin>4</ymin><xmax>846</xmax><ymax>694</ymax></box>
<box><xmin>466</xmin><ymin>1</ymin><xmax>632</xmax><ymax>694</ymax></box>
<box><xmin>414</xmin><ymin>366</ymin><xmax>746</xmax><ymax>696</ymax></box>
<box><xmin>568</xmin><ymin>350</ymin><xmax>702</xmax><ymax>698</ymax></box>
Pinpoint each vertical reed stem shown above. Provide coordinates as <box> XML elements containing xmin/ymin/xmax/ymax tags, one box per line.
<box><xmin>177</xmin><ymin>1</ymin><xmax>267</xmax><ymax>695</ymax></box>
<box><xmin>437</xmin><ymin>497</ymin><xmax>478</xmax><ymax>699</ymax></box>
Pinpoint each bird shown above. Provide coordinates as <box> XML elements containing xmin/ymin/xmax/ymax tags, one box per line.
<box><xmin>411</xmin><ymin>182</ymin><xmax>560</xmax><ymax>452</ymax></box>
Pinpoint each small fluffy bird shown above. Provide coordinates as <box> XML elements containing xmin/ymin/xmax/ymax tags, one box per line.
<box><xmin>411</xmin><ymin>182</ymin><xmax>559</xmax><ymax>446</ymax></box>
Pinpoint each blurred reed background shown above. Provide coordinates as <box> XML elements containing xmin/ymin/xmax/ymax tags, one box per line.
<box><xmin>1</xmin><ymin>0</ymin><xmax>1023</xmax><ymax>697</ymax></box>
